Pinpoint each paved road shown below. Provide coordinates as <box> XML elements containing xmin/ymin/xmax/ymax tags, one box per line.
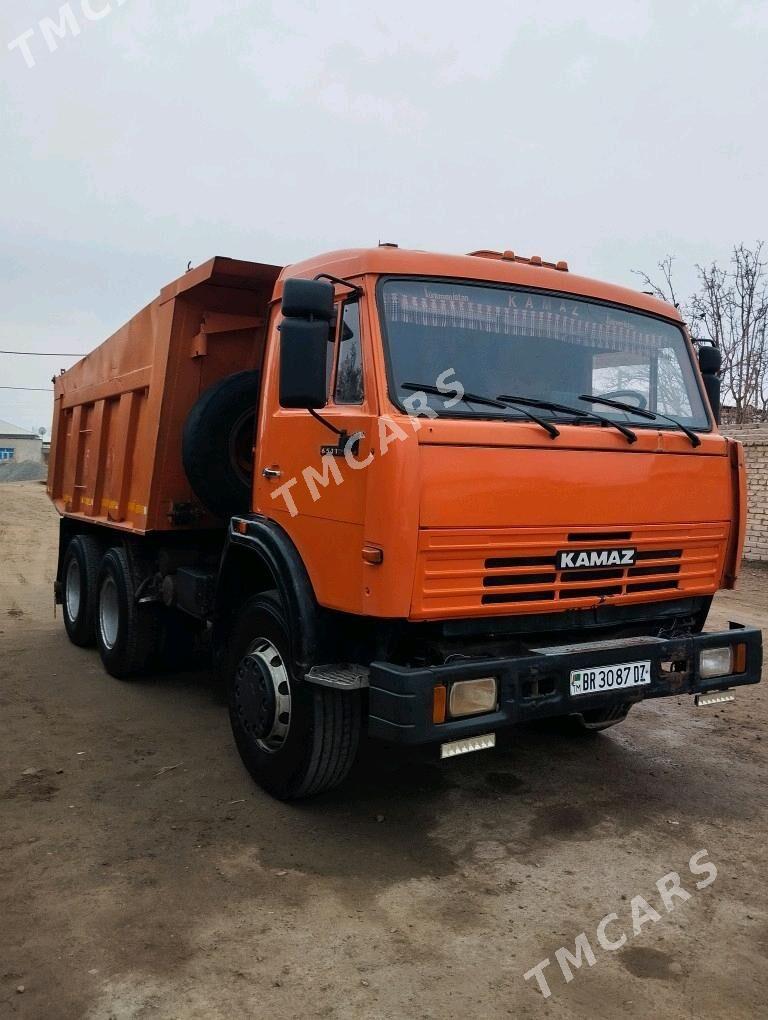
<box><xmin>1</xmin><ymin>481</ymin><xmax>767</xmax><ymax>1019</ymax></box>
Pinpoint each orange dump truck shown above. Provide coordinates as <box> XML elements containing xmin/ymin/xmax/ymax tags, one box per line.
<box><xmin>48</xmin><ymin>247</ymin><xmax>762</xmax><ymax>799</ymax></box>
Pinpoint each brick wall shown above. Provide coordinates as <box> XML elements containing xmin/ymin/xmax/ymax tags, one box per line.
<box><xmin>722</xmin><ymin>424</ymin><xmax>768</xmax><ymax>563</ymax></box>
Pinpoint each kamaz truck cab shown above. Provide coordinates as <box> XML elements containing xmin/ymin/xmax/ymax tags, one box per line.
<box><xmin>49</xmin><ymin>246</ymin><xmax>763</xmax><ymax>799</ymax></box>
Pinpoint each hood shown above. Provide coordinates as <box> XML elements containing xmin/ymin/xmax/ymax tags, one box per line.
<box><xmin>408</xmin><ymin>431</ymin><xmax>733</xmax><ymax>620</ymax></box>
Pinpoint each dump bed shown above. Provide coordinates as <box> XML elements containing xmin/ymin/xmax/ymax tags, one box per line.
<box><xmin>47</xmin><ymin>257</ymin><xmax>281</xmax><ymax>533</ymax></box>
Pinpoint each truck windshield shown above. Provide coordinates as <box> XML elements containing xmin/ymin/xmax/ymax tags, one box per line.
<box><xmin>379</xmin><ymin>279</ymin><xmax>710</xmax><ymax>430</ymax></box>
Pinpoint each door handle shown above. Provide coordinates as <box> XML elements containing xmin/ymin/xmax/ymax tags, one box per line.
<box><xmin>262</xmin><ymin>467</ymin><xmax>282</xmax><ymax>480</ymax></box>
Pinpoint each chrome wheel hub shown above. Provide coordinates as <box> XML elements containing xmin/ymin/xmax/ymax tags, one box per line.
<box><xmin>234</xmin><ymin>638</ymin><xmax>291</xmax><ymax>753</ymax></box>
<box><xmin>65</xmin><ymin>557</ymin><xmax>82</xmax><ymax>622</ymax></box>
<box><xmin>98</xmin><ymin>575</ymin><xmax>120</xmax><ymax>650</ymax></box>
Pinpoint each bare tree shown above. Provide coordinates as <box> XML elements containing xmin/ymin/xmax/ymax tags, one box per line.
<box><xmin>636</xmin><ymin>244</ymin><xmax>768</xmax><ymax>424</ymax></box>
<box><xmin>690</xmin><ymin>244</ymin><xmax>768</xmax><ymax>422</ymax></box>
<box><xmin>633</xmin><ymin>255</ymin><xmax>683</xmax><ymax>311</ymax></box>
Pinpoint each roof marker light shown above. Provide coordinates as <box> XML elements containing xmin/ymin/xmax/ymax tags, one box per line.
<box><xmin>467</xmin><ymin>251</ymin><xmax>569</xmax><ymax>271</ymax></box>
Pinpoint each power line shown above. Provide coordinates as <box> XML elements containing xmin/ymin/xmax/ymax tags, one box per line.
<box><xmin>0</xmin><ymin>350</ymin><xmax>86</xmax><ymax>357</ymax></box>
<box><xmin>0</xmin><ymin>385</ymin><xmax>54</xmax><ymax>392</ymax></box>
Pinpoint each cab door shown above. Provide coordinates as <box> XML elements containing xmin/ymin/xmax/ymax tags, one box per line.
<box><xmin>254</xmin><ymin>286</ymin><xmax>378</xmax><ymax>613</ymax></box>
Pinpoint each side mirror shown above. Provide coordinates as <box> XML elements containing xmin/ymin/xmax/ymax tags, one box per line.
<box><xmin>279</xmin><ymin>279</ymin><xmax>334</xmax><ymax>409</ymax></box>
<box><xmin>696</xmin><ymin>343</ymin><xmax>722</xmax><ymax>424</ymax></box>
<box><xmin>697</xmin><ymin>344</ymin><xmax>722</xmax><ymax>376</ymax></box>
<box><xmin>282</xmin><ymin>277</ymin><xmax>334</xmax><ymax>320</ymax></box>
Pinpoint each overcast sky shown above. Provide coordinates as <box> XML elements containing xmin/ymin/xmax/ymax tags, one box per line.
<box><xmin>1</xmin><ymin>0</ymin><xmax>766</xmax><ymax>431</ymax></box>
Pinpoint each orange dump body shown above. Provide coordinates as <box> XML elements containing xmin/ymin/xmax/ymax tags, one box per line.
<box><xmin>47</xmin><ymin>257</ymin><xmax>280</xmax><ymax>533</ymax></box>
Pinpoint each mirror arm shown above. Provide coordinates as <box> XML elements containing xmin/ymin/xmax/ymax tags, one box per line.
<box><xmin>313</xmin><ymin>272</ymin><xmax>363</xmax><ymax>298</ymax></box>
<box><xmin>308</xmin><ymin>407</ymin><xmax>346</xmax><ymax>438</ymax></box>
<box><xmin>308</xmin><ymin>407</ymin><xmax>360</xmax><ymax>456</ymax></box>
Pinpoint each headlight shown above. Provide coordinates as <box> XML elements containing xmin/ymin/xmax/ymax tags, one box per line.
<box><xmin>699</xmin><ymin>646</ymin><xmax>733</xmax><ymax>679</ymax></box>
<box><xmin>448</xmin><ymin>678</ymin><xmax>498</xmax><ymax>718</ymax></box>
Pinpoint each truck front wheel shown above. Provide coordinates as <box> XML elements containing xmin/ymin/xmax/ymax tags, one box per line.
<box><xmin>228</xmin><ymin>594</ymin><xmax>361</xmax><ymax>800</ymax></box>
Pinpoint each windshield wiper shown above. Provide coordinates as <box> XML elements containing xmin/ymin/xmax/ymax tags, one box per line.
<box><xmin>578</xmin><ymin>394</ymin><xmax>701</xmax><ymax>448</ymax></box>
<box><xmin>400</xmin><ymin>383</ymin><xmax>560</xmax><ymax>439</ymax></box>
<box><xmin>496</xmin><ymin>394</ymin><xmax>638</xmax><ymax>444</ymax></box>
<box><xmin>496</xmin><ymin>399</ymin><xmax>560</xmax><ymax>439</ymax></box>
<box><xmin>402</xmin><ymin>382</ymin><xmax>506</xmax><ymax>409</ymax></box>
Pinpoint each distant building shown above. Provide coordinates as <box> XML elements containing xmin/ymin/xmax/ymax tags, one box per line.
<box><xmin>0</xmin><ymin>420</ymin><xmax>43</xmax><ymax>463</ymax></box>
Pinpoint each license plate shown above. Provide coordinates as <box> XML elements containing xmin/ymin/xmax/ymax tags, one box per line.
<box><xmin>570</xmin><ymin>660</ymin><xmax>651</xmax><ymax>697</ymax></box>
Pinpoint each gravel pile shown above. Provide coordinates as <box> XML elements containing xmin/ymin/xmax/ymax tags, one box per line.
<box><xmin>0</xmin><ymin>460</ymin><xmax>47</xmax><ymax>483</ymax></box>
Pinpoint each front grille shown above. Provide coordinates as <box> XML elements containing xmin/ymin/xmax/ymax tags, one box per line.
<box><xmin>567</xmin><ymin>531</ymin><xmax>632</xmax><ymax>542</ymax></box>
<box><xmin>482</xmin><ymin>590</ymin><xmax>556</xmax><ymax>604</ymax></box>
<box><xmin>626</xmin><ymin>580</ymin><xmax>679</xmax><ymax>594</ymax></box>
<box><xmin>560</xmin><ymin>568</ymin><xmax>624</xmax><ymax>582</ymax></box>
<box><xmin>414</xmin><ymin>523</ymin><xmax>728</xmax><ymax>619</ymax></box>
<box><xmin>478</xmin><ymin>542</ymin><xmax>687</xmax><ymax>606</ymax></box>
<box><xmin>627</xmin><ymin>564</ymin><xmax>680</xmax><ymax>578</ymax></box>
<box><xmin>483</xmin><ymin>572</ymin><xmax>555</xmax><ymax>587</ymax></box>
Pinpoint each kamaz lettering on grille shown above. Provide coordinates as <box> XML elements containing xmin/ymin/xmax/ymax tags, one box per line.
<box><xmin>556</xmin><ymin>548</ymin><xmax>637</xmax><ymax>570</ymax></box>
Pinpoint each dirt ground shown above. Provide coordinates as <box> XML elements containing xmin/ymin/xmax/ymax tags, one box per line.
<box><xmin>1</xmin><ymin>480</ymin><xmax>767</xmax><ymax>1020</ymax></box>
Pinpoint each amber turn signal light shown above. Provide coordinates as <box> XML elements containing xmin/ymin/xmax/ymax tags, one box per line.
<box><xmin>733</xmin><ymin>642</ymin><xmax>747</xmax><ymax>674</ymax></box>
<box><xmin>432</xmin><ymin>684</ymin><xmax>447</xmax><ymax>724</ymax></box>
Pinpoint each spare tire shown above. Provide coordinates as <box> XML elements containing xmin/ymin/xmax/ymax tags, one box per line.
<box><xmin>183</xmin><ymin>370</ymin><xmax>261</xmax><ymax>519</ymax></box>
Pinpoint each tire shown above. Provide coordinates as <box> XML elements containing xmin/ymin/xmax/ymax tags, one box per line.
<box><xmin>61</xmin><ymin>534</ymin><xmax>102</xmax><ymax>646</ymax></box>
<box><xmin>95</xmin><ymin>547</ymin><xmax>161</xmax><ymax>679</ymax></box>
<box><xmin>227</xmin><ymin>593</ymin><xmax>361</xmax><ymax>800</ymax></box>
<box><xmin>182</xmin><ymin>370</ymin><xmax>261</xmax><ymax>519</ymax></box>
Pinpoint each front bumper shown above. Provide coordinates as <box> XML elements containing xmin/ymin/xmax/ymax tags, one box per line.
<box><xmin>368</xmin><ymin>622</ymin><xmax>762</xmax><ymax>745</ymax></box>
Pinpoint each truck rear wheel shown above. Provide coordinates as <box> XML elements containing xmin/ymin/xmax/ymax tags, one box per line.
<box><xmin>182</xmin><ymin>370</ymin><xmax>261</xmax><ymax>519</ymax></box>
<box><xmin>228</xmin><ymin>593</ymin><xmax>361</xmax><ymax>800</ymax></box>
<box><xmin>96</xmin><ymin>547</ymin><xmax>160</xmax><ymax>678</ymax></box>
<box><xmin>61</xmin><ymin>534</ymin><xmax>101</xmax><ymax>646</ymax></box>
